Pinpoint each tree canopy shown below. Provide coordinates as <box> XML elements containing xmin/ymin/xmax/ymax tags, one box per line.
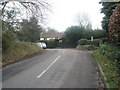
<box><xmin>17</xmin><ymin>17</ymin><xmax>43</xmax><ymax>42</ymax></box>
<box><xmin>100</xmin><ymin>2</ymin><xmax>118</xmax><ymax>32</ymax></box>
<box><xmin>65</xmin><ymin>26</ymin><xmax>84</xmax><ymax>47</ymax></box>
<box><xmin>64</xmin><ymin>25</ymin><xmax>107</xmax><ymax>47</ymax></box>
<box><xmin>1</xmin><ymin>0</ymin><xmax>50</xmax><ymax>51</ymax></box>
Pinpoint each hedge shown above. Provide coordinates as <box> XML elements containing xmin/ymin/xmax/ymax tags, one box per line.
<box><xmin>78</xmin><ymin>39</ymin><xmax>101</xmax><ymax>47</ymax></box>
<box><xmin>38</xmin><ymin>40</ymin><xmax>59</xmax><ymax>48</ymax></box>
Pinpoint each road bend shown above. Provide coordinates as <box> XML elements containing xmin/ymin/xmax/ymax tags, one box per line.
<box><xmin>2</xmin><ymin>49</ymin><xmax>98</xmax><ymax>88</ymax></box>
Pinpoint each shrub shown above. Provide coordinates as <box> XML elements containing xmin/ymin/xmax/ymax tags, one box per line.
<box><xmin>76</xmin><ymin>45</ymin><xmax>97</xmax><ymax>51</ymax></box>
<box><xmin>98</xmin><ymin>44</ymin><xmax>120</xmax><ymax>75</ymax></box>
<box><xmin>38</xmin><ymin>39</ymin><xmax>61</xmax><ymax>48</ymax></box>
<box><xmin>78</xmin><ymin>39</ymin><xmax>88</xmax><ymax>45</ymax></box>
<box><xmin>101</xmin><ymin>38</ymin><xmax>108</xmax><ymax>44</ymax></box>
<box><xmin>84</xmin><ymin>45</ymin><xmax>98</xmax><ymax>50</ymax></box>
<box><xmin>78</xmin><ymin>39</ymin><xmax>101</xmax><ymax>47</ymax></box>
<box><xmin>2</xmin><ymin>31</ymin><xmax>15</xmax><ymax>52</ymax></box>
<box><xmin>87</xmin><ymin>39</ymin><xmax>101</xmax><ymax>47</ymax></box>
<box><xmin>99</xmin><ymin>44</ymin><xmax>119</xmax><ymax>59</ymax></box>
<box><xmin>93</xmin><ymin>48</ymin><xmax>120</xmax><ymax>88</ymax></box>
<box><xmin>47</xmin><ymin>40</ymin><xmax>58</xmax><ymax>48</ymax></box>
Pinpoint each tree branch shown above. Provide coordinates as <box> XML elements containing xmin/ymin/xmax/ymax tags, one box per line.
<box><xmin>1</xmin><ymin>2</ymin><xmax>8</xmax><ymax>14</ymax></box>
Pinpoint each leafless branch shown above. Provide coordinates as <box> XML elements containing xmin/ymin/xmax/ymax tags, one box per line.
<box><xmin>75</xmin><ymin>12</ymin><xmax>92</xmax><ymax>29</ymax></box>
<box><xmin>1</xmin><ymin>2</ymin><xmax>8</xmax><ymax>14</ymax></box>
<box><xmin>1</xmin><ymin>0</ymin><xmax>51</xmax><ymax>20</ymax></box>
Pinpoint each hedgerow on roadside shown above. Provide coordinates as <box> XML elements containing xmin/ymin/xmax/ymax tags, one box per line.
<box><xmin>78</xmin><ymin>39</ymin><xmax>101</xmax><ymax>47</ymax></box>
<box><xmin>93</xmin><ymin>44</ymin><xmax>120</xmax><ymax>88</ymax></box>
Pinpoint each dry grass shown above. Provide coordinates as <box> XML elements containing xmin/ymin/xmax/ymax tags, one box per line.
<box><xmin>76</xmin><ymin>45</ymin><xmax>97</xmax><ymax>51</ymax></box>
<box><xmin>2</xmin><ymin>41</ymin><xmax>43</xmax><ymax>66</ymax></box>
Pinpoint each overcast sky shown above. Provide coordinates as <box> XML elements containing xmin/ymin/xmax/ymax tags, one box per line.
<box><xmin>46</xmin><ymin>0</ymin><xmax>104</xmax><ymax>32</ymax></box>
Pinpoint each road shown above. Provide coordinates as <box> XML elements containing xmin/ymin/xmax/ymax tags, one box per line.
<box><xmin>2</xmin><ymin>49</ymin><xmax>99</xmax><ymax>88</ymax></box>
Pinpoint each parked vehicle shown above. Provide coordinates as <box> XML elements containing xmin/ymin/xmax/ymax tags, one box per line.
<box><xmin>37</xmin><ymin>42</ymin><xmax>47</xmax><ymax>49</ymax></box>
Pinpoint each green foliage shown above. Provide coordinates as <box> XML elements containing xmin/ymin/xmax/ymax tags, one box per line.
<box><xmin>2</xmin><ymin>21</ymin><xmax>14</xmax><ymax>32</ymax></box>
<box><xmin>64</xmin><ymin>26</ymin><xmax>107</xmax><ymax>48</ymax></box>
<box><xmin>87</xmin><ymin>39</ymin><xmax>101</xmax><ymax>47</ymax></box>
<box><xmin>99</xmin><ymin>44</ymin><xmax>119</xmax><ymax>61</ymax></box>
<box><xmin>65</xmin><ymin>26</ymin><xmax>84</xmax><ymax>47</ymax></box>
<box><xmin>93</xmin><ymin>45</ymin><xmax>120</xmax><ymax>88</ymax></box>
<box><xmin>82</xmin><ymin>30</ymin><xmax>93</xmax><ymax>39</ymax></box>
<box><xmin>2</xmin><ymin>31</ymin><xmax>15</xmax><ymax>52</ymax></box>
<box><xmin>93</xmin><ymin>30</ymin><xmax>107</xmax><ymax>39</ymax></box>
<box><xmin>2</xmin><ymin>8</ymin><xmax>20</xmax><ymax>33</ymax></box>
<box><xmin>2</xmin><ymin>8</ymin><xmax>19</xmax><ymax>52</ymax></box>
<box><xmin>100</xmin><ymin>2</ymin><xmax>118</xmax><ymax>32</ymax></box>
<box><xmin>38</xmin><ymin>40</ymin><xmax>59</xmax><ymax>48</ymax></box>
<box><xmin>47</xmin><ymin>40</ymin><xmax>58</xmax><ymax>48</ymax></box>
<box><xmin>17</xmin><ymin>17</ymin><xmax>42</xmax><ymax>42</ymax></box>
<box><xmin>78</xmin><ymin>39</ymin><xmax>101</xmax><ymax>47</ymax></box>
<box><xmin>82</xmin><ymin>29</ymin><xmax>107</xmax><ymax>39</ymax></box>
<box><xmin>78</xmin><ymin>39</ymin><xmax>88</xmax><ymax>45</ymax></box>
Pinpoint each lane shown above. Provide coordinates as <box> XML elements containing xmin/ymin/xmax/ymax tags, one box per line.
<box><xmin>37</xmin><ymin>55</ymin><xmax>61</xmax><ymax>78</ymax></box>
<box><xmin>61</xmin><ymin>50</ymin><xmax>98</xmax><ymax>88</ymax></box>
<box><xmin>2</xmin><ymin>49</ymin><xmax>98</xmax><ymax>88</ymax></box>
<box><xmin>31</xmin><ymin>49</ymin><xmax>98</xmax><ymax>88</ymax></box>
<box><xmin>2</xmin><ymin>49</ymin><xmax>64</xmax><ymax>88</ymax></box>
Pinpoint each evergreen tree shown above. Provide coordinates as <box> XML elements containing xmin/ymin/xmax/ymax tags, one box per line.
<box><xmin>100</xmin><ymin>2</ymin><xmax>118</xmax><ymax>32</ymax></box>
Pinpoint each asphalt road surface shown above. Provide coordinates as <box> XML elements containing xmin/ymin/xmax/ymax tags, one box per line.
<box><xmin>2</xmin><ymin>49</ymin><xmax>99</xmax><ymax>88</ymax></box>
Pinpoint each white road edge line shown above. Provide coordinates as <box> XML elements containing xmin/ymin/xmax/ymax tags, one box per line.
<box><xmin>37</xmin><ymin>56</ymin><xmax>61</xmax><ymax>78</ymax></box>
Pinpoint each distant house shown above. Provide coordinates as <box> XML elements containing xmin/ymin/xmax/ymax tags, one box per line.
<box><xmin>40</xmin><ymin>32</ymin><xmax>64</xmax><ymax>40</ymax></box>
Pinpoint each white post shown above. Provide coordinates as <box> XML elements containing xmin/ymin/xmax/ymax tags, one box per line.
<box><xmin>91</xmin><ymin>36</ymin><xmax>93</xmax><ymax>41</ymax></box>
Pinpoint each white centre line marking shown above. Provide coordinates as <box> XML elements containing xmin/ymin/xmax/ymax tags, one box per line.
<box><xmin>63</xmin><ymin>50</ymin><xmax>65</xmax><ymax>53</ymax></box>
<box><xmin>37</xmin><ymin>56</ymin><xmax>61</xmax><ymax>78</ymax></box>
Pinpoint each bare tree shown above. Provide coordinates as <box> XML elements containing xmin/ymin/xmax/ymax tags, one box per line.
<box><xmin>75</xmin><ymin>12</ymin><xmax>92</xmax><ymax>29</ymax></box>
<box><xmin>0</xmin><ymin>0</ymin><xmax>51</xmax><ymax>20</ymax></box>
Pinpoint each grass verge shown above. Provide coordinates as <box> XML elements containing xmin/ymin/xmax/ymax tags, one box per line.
<box><xmin>2</xmin><ymin>41</ymin><xmax>43</xmax><ymax>66</ymax></box>
<box><xmin>76</xmin><ymin>45</ymin><xmax>97</xmax><ymax>51</ymax></box>
<box><xmin>93</xmin><ymin>44</ymin><xmax>119</xmax><ymax>88</ymax></box>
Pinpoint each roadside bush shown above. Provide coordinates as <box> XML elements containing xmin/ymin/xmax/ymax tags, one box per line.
<box><xmin>2</xmin><ymin>31</ymin><xmax>15</xmax><ymax>52</ymax></box>
<box><xmin>100</xmin><ymin>44</ymin><xmax>119</xmax><ymax>67</ymax></box>
<box><xmin>99</xmin><ymin>44</ymin><xmax>119</xmax><ymax>59</ymax></box>
<box><xmin>78</xmin><ymin>39</ymin><xmax>101</xmax><ymax>47</ymax></box>
<box><xmin>87</xmin><ymin>39</ymin><xmax>101</xmax><ymax>47</ymax></box>
<box><xmin>78</xmin><ymin>39</ymin><xmax>88</xmax><ymax>45</ymax></box>
<box><xmin>82</xmin><ymin>29</ymin><xmax>107</xmax><ymax>40</ymax></box>
<box><xmin>47</xmin><ymin>40</ymin><xmax>58</xmax><ymax>48</ymax></box>
<box><xmin>93</xmin><ymin>47</ymin><xmax>120</xmax><ymax>88</ymax></box>
<box><xmin>100</xmin><ymin>38</ymin><xmax>108</xmax><ymax>44</ymax></box>
<box><xmin>76</xmin><ymin>45</ymin><xmax>97</xmax><ymax>51</ymax></box>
